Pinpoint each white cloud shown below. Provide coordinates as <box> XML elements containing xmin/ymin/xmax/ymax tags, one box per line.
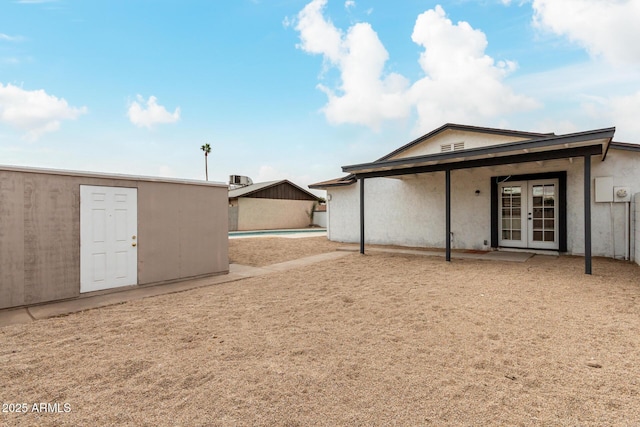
<box><xmin>0</xmin><ymin>82</ymin><xmax>87</xmax><ymax>140</ymax></box>
<box><xmin>345</xmin><ymin>0</ymin><xmax>355</xmax><ymax>10</ymax></box>
<box><xmin>255</xmin><ymin>165</ymin><xmax>325</xmax><ymax>196</ymax></box>
<box><xmin>409</xmin><ymin>5</ymin><xmax>538</xmax><ymax>132</ymax></box>
<box><xmin>0</xmin><ymin>33</ymin><xmax>24</xmax><ymax>42</ymax></box>
<box><xmin>1</xmin><ymin>58</ymin><xmax>20</xmax><ymax>65</ymax></box>
<box><xmin>295</xmin><ymin>0</ymin><xmax>412</xmax><ymax>129</ymax></box>
<box><xmin>294</xmin><ymin>1</ymin><xmax>537</xmax><ymax>133</ymax></box>
<box><xmin>581</xmin><ymin>91</ymin><xmax>640</xmax><ymax>142</ymax></box>
<box><xmin>127</xmin><ymin>95</ymin><xmax>180</xmax><ymax>129</ymax></box>
<box><xmin>608</xmin><ymin>91</ymin><xmax>640</xmax><ymax>140</ymax></box>
<box><xmin>532</xmin><ymin>0</ymin><xmax>640</xmax><ymax>66</ymax></box>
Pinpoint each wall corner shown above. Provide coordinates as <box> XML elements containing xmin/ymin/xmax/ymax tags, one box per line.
<box><xmin>635</xmin><ymin>193</ymin><xmax>640</xmax><ymax>266</ymax></box>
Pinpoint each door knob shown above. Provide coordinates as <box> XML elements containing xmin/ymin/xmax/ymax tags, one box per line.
<box><xmin>132</xmin><ymin>243</ymin><xmax>137</xmax><ymax>247</ymax></box>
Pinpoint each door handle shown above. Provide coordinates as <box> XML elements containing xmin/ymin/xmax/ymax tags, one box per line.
<box><xmin>132</xmin><ymin>243</ymin><xmax>137</xmax><ymax>247</ymax></box>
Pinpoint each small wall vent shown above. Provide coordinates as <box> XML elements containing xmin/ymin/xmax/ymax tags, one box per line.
<box><xmin>441</xmin><ymin>142</ymin><xmax>465</xmax><ymax>152</ymax></box>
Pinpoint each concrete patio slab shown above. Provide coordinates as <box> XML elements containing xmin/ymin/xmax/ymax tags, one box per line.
<box><xmin>338</xmin><ymin>246</ymin><xmax>536</xmax><ymax>262</ymax></box>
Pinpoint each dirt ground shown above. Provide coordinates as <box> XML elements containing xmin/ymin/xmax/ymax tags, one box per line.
<box><xmin>2</xmin><ymin>237</ymin><xmax>640</xmax><ymax>426</ymax></box>
<box><xmin>229</xmin><ymin>236</ymin><xmax>342</xmax><ymax>267</ymax></box>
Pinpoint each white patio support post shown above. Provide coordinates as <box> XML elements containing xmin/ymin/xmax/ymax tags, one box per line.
<box><xmin>584</xmin><ymin>154</ymin><xmax>592</xmax><ymax>274</ymax></box>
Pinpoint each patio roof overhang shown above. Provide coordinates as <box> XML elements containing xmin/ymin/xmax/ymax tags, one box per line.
<box><xmin>345</xmin><ymin>127</ymin><xmax>616</xmax><ymax>275</ymax></box>
<box><xmin>342</xmin><ymin>127</ymin><xmax>614</xmax><ymax>178</ymax></box>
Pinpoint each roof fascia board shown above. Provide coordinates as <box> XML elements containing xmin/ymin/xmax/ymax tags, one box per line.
<box><xmin>309</xmin><ymin>180</ymin><xmax>355</xmax><ymax>189</ymax></box>
<box><xmin>353</xmin><ymin>145</ymin><xmax>602</xmax><ymax>179</ymax></box>
<box><xmin>343</xmin><ymin>128</ymin><xmax>614</xmax><ymax>173</ymax></box>
<box><xmin>0</xmin><ymin>164</ymin><xmax>228</xmax><ymax>188</ymax></box>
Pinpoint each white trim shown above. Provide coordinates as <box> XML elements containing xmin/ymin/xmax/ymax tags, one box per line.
<box><xmin>0</xmin><ymin>164</ymin><xmax>227</xmax><ymax>188</ymax></box>
<box><xmin>499</xmin><ymin>178</ymin><xmax>560</xmax><ymax>250</ymax></box>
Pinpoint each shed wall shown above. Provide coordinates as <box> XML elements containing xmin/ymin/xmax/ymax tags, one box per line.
<box><xmin>137</xmin><ymin>181</ymin><xmax>228</xmax><ymax>285</ymax></box>
<box><xmin>0</xmin><ymin>169</ymin><xmax>228</xmax><ymax>309</ymax></box>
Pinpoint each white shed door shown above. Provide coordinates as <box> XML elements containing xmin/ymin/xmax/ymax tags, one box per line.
<box><xmin>80</xmin><ymin>186</ymin><xmax>138</xmax><ymax>293</ymax></box>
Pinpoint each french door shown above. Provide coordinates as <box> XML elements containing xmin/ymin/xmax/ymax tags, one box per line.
<box><xmin>499</xmin><ymin>179</ymin><xmax>559</xmax><ymax>250</ymax></box>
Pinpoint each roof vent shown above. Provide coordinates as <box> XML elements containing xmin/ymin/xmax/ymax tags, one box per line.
<box><xmin>441</xmin><ymin>142</ymin><xmax>465</xmax><ymax>152</ymax></box>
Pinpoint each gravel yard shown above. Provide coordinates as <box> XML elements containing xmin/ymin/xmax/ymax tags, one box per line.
<box><xmin>1</xmin><ymin>237</ymin><xmax>640</xmax><ymax>426</ymax></box>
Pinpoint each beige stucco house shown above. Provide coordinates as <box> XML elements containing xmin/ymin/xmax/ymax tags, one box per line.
<box><xmin>310</xmin><ymin>123</ymin><xmax>640</xmax><ymax>273</ymax></box>
<box><xmin>0</xmin><ymin>166</ymin><xmax>229</xmax><ymax>310</ymax></box>
<box><xmin>229</xmin><ymin>180</ymin><xmax>321</xmax><ymax>231</ymax></box>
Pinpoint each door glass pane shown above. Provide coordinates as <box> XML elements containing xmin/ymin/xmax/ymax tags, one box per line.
<box><xmin>532</xmin><ymin>196</ymin><xmax>543</xmax><ymax>207</ymax></box>
<box><xmin>531</xmin><ymin>183</ymin><xmax>556</xmax><ymax>244</ymax></box>
<box><xmin>501</xmin><ymin>185</ymin><xmax>523</xmax><ymax>242</ymax></box>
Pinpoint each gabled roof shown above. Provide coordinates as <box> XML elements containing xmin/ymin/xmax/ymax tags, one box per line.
<box><xmin>309</xmin><ymin>124</ymin><xmax>617</xmax><ymax>188</ymax></box>
<box><xmin>229</xmin><ymin>179</ymin><xmax>321</xmax><ymax>201</ymax></box>
<box><xmin>377</xmin><ymin>123</ymin><xmax>555</xmax><ymax>162</ymax></box>
<box><xmin>343</xmin><ymin>127</ymin><xmax>615</xmax><ymax>178</ymax></box>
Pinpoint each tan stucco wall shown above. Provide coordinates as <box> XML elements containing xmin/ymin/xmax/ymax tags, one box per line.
<box><xmin>636</xmin><ymin>193</ymin><xmax>640</xmax><ymax>265</ymax></box>
<box><xmin>137</xmin><ymin>181</ymin><xmax>228</xmax><ymax>285</ymax></box>
<box><xmin>327</xmin><ymin>148</ymin><xmax>640</xmax><ymax>259</ymax></box>
<box><xmin>237</xmin><ymin>198</ymin><xmax>315</xmax><ymax>230</ymax></box>
<box><xmin>389</xmin><ymin>130</ymin><xmax>531</xmax><ymax>159</ymax></box>
<box><xmin>0</xmin><ymin>168</ymin><xmax>228</xmax><ymax>309</ymax></box>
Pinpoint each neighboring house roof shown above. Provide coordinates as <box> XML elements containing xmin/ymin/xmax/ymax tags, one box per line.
<box><xmin>229</xmin><ymin>179</ymin><xmax>321</xmax><ymax>201</ymax></box>
<box><xmin>310</xmin><ymin>124</ymin><xmax>618</xmax><ymax>188</ymax></box>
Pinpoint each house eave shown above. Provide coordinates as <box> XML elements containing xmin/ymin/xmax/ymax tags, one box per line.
<box><xmin>343</xmin><ymin>127</ymin><xmax>614</xmax><ymax>177</ymax></box>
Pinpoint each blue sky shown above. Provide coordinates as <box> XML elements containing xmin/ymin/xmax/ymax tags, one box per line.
<box><xmin>1</xmin><ymin>0</ymin><xmax>639</xmax><ymax>194</ymax></box>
